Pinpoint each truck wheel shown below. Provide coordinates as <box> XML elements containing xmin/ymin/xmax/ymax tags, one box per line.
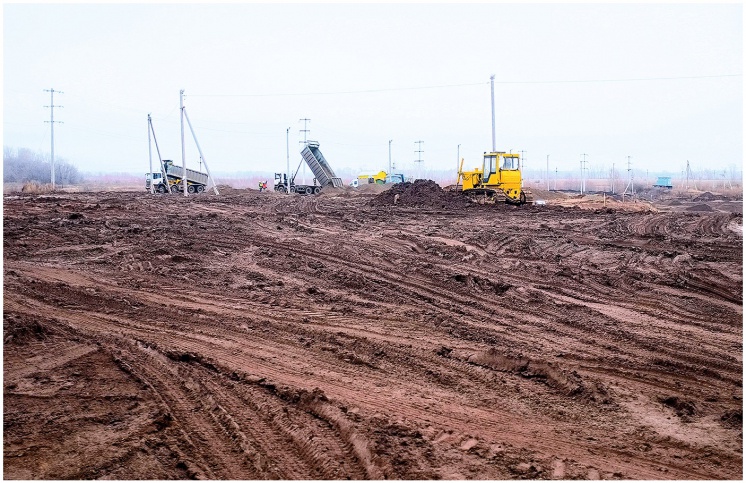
<box><xmin>305</xmin><ymin>187</ymin><xmax>312</xmax><ymax>195</ymax></box>
<box><xmin>157</xmin><ymin>185</ymin><xmax>166</xmax><ymax>194</ymax></box>
<box><xmin>276</xmin><ymin>185</ymin><xmax>286</xmax><ymax>193</ymax></box>
<box><xmin>313</xmin><ymin>187</ymin><xmax>321</xmax><ymax>194</ymax></box>
<box><xmin>197</xmin><ymin>185</ymin><xmax>204</xmax><ymax>193</ymax></box>
<box><xmin>187</xmin><ymin>185</ymin><xmax>196</xmax><ymax>194</ymax></box>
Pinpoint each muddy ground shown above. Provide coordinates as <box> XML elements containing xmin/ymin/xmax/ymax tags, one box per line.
<box><xmin>3</xmin><ymin>182</ymin><xmax>743</xmax><ymax>479</ymax></box>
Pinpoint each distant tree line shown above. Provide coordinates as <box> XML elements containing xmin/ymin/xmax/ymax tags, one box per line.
<box><xmin>3</xmin><ymin>146</ymin><xmax>82</xmax><ymax>186</ymax></box>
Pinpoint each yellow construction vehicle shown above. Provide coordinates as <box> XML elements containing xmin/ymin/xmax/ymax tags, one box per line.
<box><xmin>457</xmin><ymin>152</ymin><xmax>530</xmax><ymax>205</ymax></box>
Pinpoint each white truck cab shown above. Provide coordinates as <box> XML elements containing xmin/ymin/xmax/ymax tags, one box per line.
<box><xmin>145</xmin><ymin>172</ymin><xmax>164</xmax><ymax>191</ymax></box>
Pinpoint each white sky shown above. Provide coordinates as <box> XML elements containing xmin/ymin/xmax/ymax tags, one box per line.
<box><xmin>2</xmin><ymin>2</ymin><xmax>743</xmax><ymax>177</ymax></box>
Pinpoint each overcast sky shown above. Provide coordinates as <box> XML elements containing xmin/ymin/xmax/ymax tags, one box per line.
<box><xmin>3</xmin><ymin>2</ymin><xmax>743</xmax><ymax>178</ymax></box>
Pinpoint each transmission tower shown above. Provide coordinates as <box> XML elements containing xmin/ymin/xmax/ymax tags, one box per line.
<box><xmin>622</xmin><ymin>156</ymin><xmax>634</xmax><ymax>201</ymax></box>
<box><xmin>580</xmin><ymin>153</ymin><xmax>589</xmax><ymax>194</ymax></box>
<box><xmin>414</xmin><ymin>140</ymin><xmax>424</xmax><ymax>180</ymax></box>
<box><xmin>44</xmin><ymin>88</ymin><xmax>63</xmax><ymax>189</ymax></box>
<box><xmin>685</xmin><ymin>160</ymin><xmax>697</xmax><ymax>190</ymax></box>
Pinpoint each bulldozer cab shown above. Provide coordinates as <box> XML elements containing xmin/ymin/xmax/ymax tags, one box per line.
<box><xmin>483</xmin><ymin>152</ymin><xmax>520</xmax><ymax>179</ymax></box>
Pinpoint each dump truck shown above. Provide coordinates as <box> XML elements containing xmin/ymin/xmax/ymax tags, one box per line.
<box><xmin>275</xmin><ymin>141</ymin><xmax>342</xmax><ymax>195</ymax></box>
<box><xmin>456</xmin><ymin>152</ymin><xmax>531</xmax><ymax>205</ymax></box>
<box><xmin>273</xmin><ymin>172</ymin><xmax>321</xmax><ymax>195</ymax></box>
<box><xmin>146</xmin><ymin>159</ymin><xmax>210</xmax><ymax>194</ymax></box>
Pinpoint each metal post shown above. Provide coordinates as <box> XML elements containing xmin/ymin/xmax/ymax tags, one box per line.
<box><xmin>183</xmin><ymin>108</ymin><xmax>219</xmax><ymax>195</ymax></box>
<box><xmin>148</xmin><ymin>114</ymin><xmax>154</xmax><ymax>194</ymax></box>
<box><xmin>180</xmin><ymin>89</ymin><xmax>187</xmax><ymax>196</ymax></box>
<box><xmin>286</xmin><ymin>127</ymin><xmax>291</xmax><ymax>194</ymax></box>
<box><xmin>148</xmin><ymin>116</ymin><xmax>171</xmax><ymax>193</ymax></box>
<box><xmin>490</xmin><ymin>75</ymin><xmax>496</xmax><ymax>152</ymax></box>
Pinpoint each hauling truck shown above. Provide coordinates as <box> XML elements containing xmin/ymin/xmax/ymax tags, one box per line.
<box><xmin>456</xmin><ymin>152</ymin><xmax>531</xmax><ymax>205</ymax></box>
<box><xmin>146</xmin><ymin>159</ymin><xmax>210</xmax><ymax>194</ymax></box>
<box><xmin>273</xmin><ymin>172</ymin><xmax>322</xmax><ymax>195</ymax></box>
<box><xmin>275</xmin><ymin>141</ymin><xmax>343</xmax><ymax>195</ymax></box>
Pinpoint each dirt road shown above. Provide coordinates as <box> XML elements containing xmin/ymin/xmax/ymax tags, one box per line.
<box><xmin>3</xmin><ymin>184</ymin><xmax>743</xmax><ymax>479</ymax></box>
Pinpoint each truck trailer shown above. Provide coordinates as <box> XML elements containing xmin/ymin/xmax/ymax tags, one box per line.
<box><xmin>146</xmin><ymin>160</ymin><xmax>210</xmax><ymax>194</ymax></box>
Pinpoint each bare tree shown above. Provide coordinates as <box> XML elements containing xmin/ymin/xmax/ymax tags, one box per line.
<box><xmin>3</xmin><ymin>146</ymin><xmax>82</xmax><ymax>186</ymax></box>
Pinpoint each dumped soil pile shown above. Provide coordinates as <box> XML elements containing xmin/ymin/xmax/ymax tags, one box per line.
<box><xmin>694</xmin><ymin>191</ymin><xmax>730</xmax><ymax>202</ymax></box>
<box><xmin>687</xmin><ymin>203</ymin><xmax>715</xmax><ymax>212</ymax></box>
<box><xmin>3</xmin><ymin>190</ymin><xmax>742</xmax><ymax>480</ymax></box>
<box><xmin>369</xmin><ymin>179</ymin><xmax>472</xmax><ymax>208</ymax></box>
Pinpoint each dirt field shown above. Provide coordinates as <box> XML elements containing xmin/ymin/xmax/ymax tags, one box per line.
<box><xmin>3</xmin><ymin>182</ymin><xmax>743</xmax><ymax>479</ymax></box>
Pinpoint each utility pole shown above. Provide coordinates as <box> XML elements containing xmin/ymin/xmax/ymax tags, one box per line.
<box><xmin>414</xmin><ymin>141</ymin><xmax>424</xmax><ymax>180</ymax></box>
<box><xmin>287</xmin><ymin>127</ymin><xmax>291</xmax><ymax>194</ymax></box>
<box><xmin>546</xmin><ymin>154</ymin><xmax>550</xmax><ymax>191</ymax></box>
<box><xmin>148</xmin><ymin>113</ymin><xmax>154</xmax><ymax>194</ymax></box>
<box><xmin>611</xmin><ymin>162</ymin><xmax>615</xmax><ymax>194</ymax></box>
<box><xmin>622</xmin><ymin>155</ymin><xmax>634</xmax><ymax>201</ymax></box>
<box><xmin>579</xmin><ymin>154</ymin><xmax>588</xmax><ymax>194</ymax></box>
<box><xmin>490</xmin><ymin>75</ymin><xmax>496</xmax><ymax>152</ymax></box>
<box><xmin>180</xmin><ymin>89</ymin><xmax>187</xmax><ymax>196</ymax></box>
<box><xmin>299</xmin><ymin>118</ymin><xmax>310</xmax><ymax>184</ymax></box>
<box><xmin>147</xmin><ymin>114</ymin><xmax>171</xmax><ymax>194</ymax></box>
<box><xmin>555</xmin><ymin>166</ymin><xmax>558</xmax><ymax>190</ymax></box>
<box><xmin>44</xmin><ymin>88</ymin><xmax>63</xmax><ymax>189</ymax></box>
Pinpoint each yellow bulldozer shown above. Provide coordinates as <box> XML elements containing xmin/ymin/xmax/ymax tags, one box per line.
<box><xmin>456</xmin><ymin>152</ymin><xmax>531</xmax><ymax>205</ymax></box>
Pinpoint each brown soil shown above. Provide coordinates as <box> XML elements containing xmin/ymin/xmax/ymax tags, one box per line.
<box><xmin>3</xmin><ymin>188</ymin><xmax>743</xmax><ymax>480</ymax></box>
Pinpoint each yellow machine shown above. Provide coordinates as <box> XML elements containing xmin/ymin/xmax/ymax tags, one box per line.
<box><xmin>357</xmin><ymin>171</ymin><xmax>388</xmax><ymax>185</ymax></box>
<box><xmin>457</xmin><ymin>152</ymin><xmax>530</xmax><ymax>205</ymax></box>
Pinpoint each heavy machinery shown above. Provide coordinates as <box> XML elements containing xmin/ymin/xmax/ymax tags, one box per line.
<box><xmin>456</xmin><ymin>152</ymin><xmax>531</xmax><ymax>205</ymax></box>
<box><xmin>351</xmin><ymin>171</ymin><xmax>405</xmax><ymax>187</ymax></box>
<box><xmin>275</xmin><ymin>141</ymin><xmax>342</xmax><ymax>195</ymax></box>
<box><xmin>274</xmin><ymin>172</ymin><xmax>321</xmax><ymax>195</ymax></box>
<box><xmin>146</xmin><ymin>159</ymin><xmax>210</xmax><ymax>194</ymax></box>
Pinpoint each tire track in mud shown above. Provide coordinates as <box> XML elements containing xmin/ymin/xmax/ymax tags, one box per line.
<box><xmin>6</xmin><ymin>263</ymin><xmax>734</xmax><ymax>480</ymax></box>
<box><xmin>4</xmin><ymin>267</ymin><xmax>618</xmax><ymax>476</ymax></box>
<box><xmin>5</xmin><ymin>291</ymin><xmax>372</xmax><ymax>480</ymax></box>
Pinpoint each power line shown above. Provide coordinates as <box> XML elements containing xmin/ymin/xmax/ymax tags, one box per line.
<box><xmin>189</xmin><ymin>82</ymin><xmax>488</xmax><ymax>98</ymax></box>
<box><xmin>493</xmin><ymin>73</ymin><xmax>741</xmax><ymax>85</ymax></box>
<box><xmin>187</xmin><ymin>74</ymin><xmax>740</xmax><ymax>98</ymax></box>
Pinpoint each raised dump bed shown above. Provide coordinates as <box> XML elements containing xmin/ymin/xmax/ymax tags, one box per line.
<box><xmin>165</xmin><ymin>162</ymin><xmax>209</xmax><ymax>186</ymax></box>
<box><xmin>301</xmin><ymin>141</ymin><xmax>343</xmax><ymax>188</ymax></box>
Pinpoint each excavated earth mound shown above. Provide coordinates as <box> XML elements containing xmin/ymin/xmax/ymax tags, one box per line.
<box><xmin>369</xmin><ymin>179</ymin><xmax>473</xmax><ymax>209</ymax></box>
<box><xmin>694</xmin><ymin>191</ymin><xmax>731</xmax><ymax>202</ymax></box>
<box><xmin>687</xmin><ymin>203</ymin><xmax>715</xmax><ymax>212</ymax></box>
